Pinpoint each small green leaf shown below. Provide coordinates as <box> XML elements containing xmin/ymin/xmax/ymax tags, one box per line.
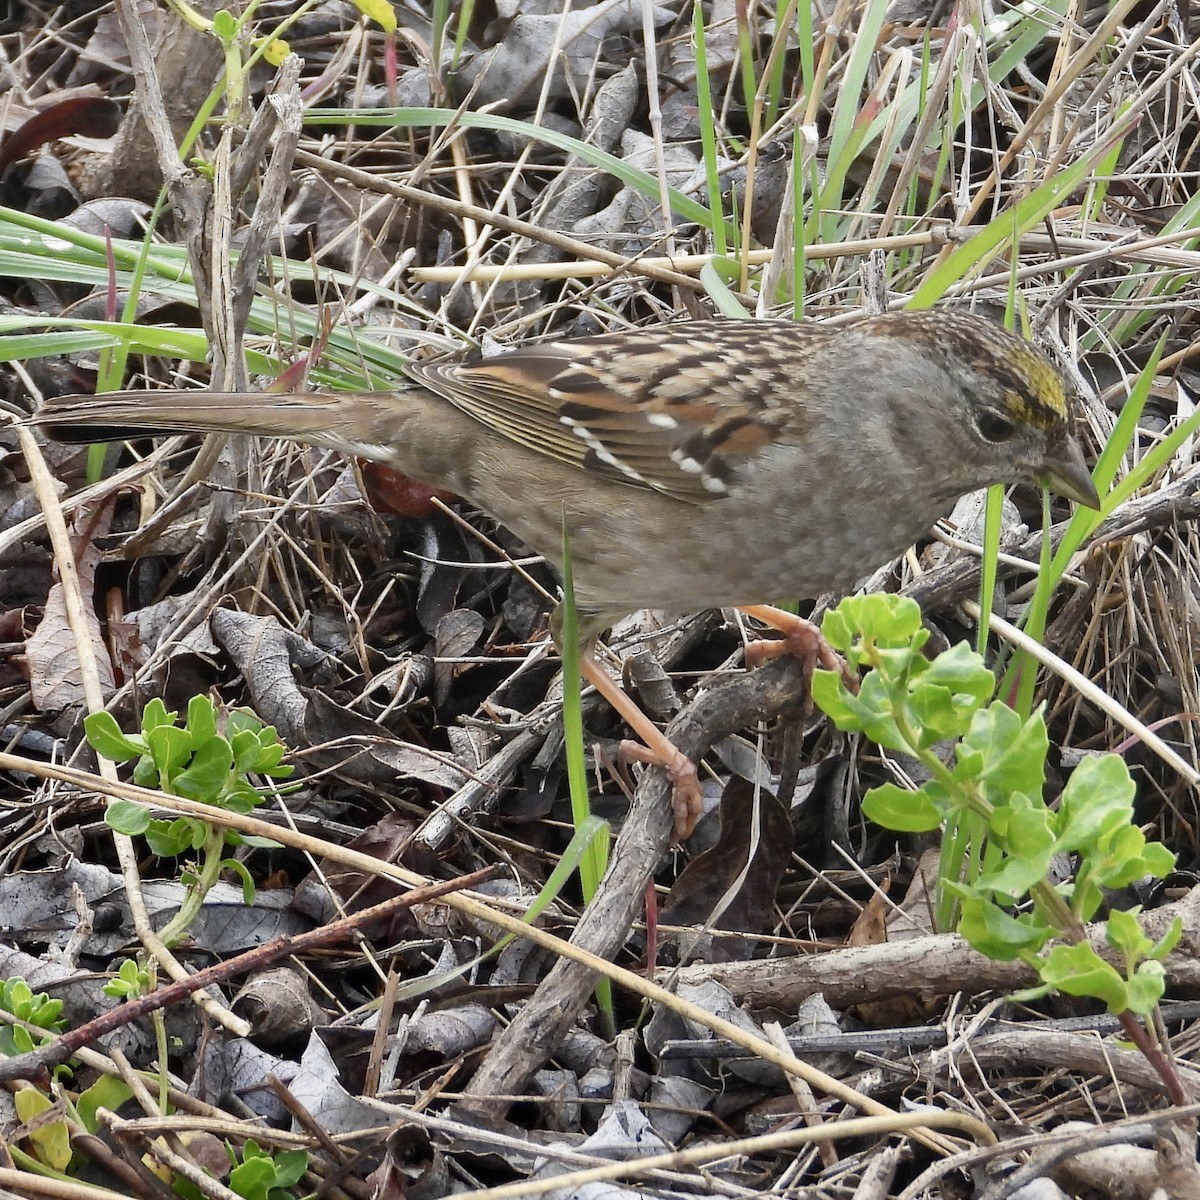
<box><xmin>862</xmin><ymin>783</ymin><xmax>942</xmax><ymax>832</ymax></box>
<box><xmin>105</xmin><ymin>800</ymin><xmax>151</xmax><ymax>836</ymax></box>
<box><xmin>144</xmin><ymin>816</ymin><xmax>199</xmax><ymax>858</ymax></box>
<box><xmin>223</xmin><ymin>780</ymin><xmax>263</xmax><ymax>814</ymax></box>
<box><xmin>103</xmin><ymin>958</ymin><xmax>151</xmax><ymax>999</ymax></box>
<box><xmin>212</xmin><ymin>9</ymin><xmax>239</xmax><ymax>41</ymax></box>
<box><xmin>354</xmin><ymin>0</ymin><xmax>398</xmax><ymax>34</ymax></box>
<box><xmin>238</xmin><ymin>834</ymin><xmax>284</xmax><ymax>850</ymax></box>
<box><xmin>964</xmin><ymin>703</ymin><xmax>1048</xmax><ymax>799</ymax></box>
<box><xmin>1055</xmin><ymin>754</ymin><xmax>1136</xmax><ymax>853</ymax></box>
<box><xmin>2</xmin><ymin>979</ymin><xmax>31</xmax><ymax>1015</ymax></box>
<box><xmin>1140</xmin><ymin>841</ymin><xmax>1177</xmax><ymax>880</ymax></box>
<box><xmin>269</xmin><ymin>1149</ymin><xmax>309</xmax><ymax>1189</ymax></box>
<box><xmin>226</xmin><ymin>710</ymin><xmax>259</xmax><ymax>737</ymax></box>
<box><xmin>1105</xmin><ymin>906</ymin><xmax>1151</xmax><ymax>964</ymax></box>
<box><xmin>1124</xmin><ymin>960</ymin><xmax>1167</xmax><ymax>1015</ymax></box>
<box><xmin>230</xmin><ymin>1155</ymin><xmax>276</xmax><ymax>1200</ymax></box>
<box><xmin>14</xmin><ymin>1085</ymin><xmax>72</xmax><ymax>1170</ymax></box>
<box><xmin>919</xmin><ymin>641</ymin><xmax>995</xmax><ymax>704</ymax></box>
<box><xmin>907</xmin><ymin>683</ymin><xmax>971</xmax><ymax>744</ymax></box>
<box><xmin>133</xmin><ymin>756</ymin><xmax>160</xmax><ymax>788</ymax></box>
<box><xmin>811</xmin><ymin>668</ymin><xmax>856</xmax><ymax>723</ymax></box>
<box><xmin>186</xmin><ymin>694</ymin><xmax>218</xmax><ymax>743</ymax></box>
<box><xmin>221</xmin><ymin>858</ymin><xmax>257</xmax><ymax>905</ymax></box>
<box><xmin>84</xmin><ymin>711</ymin><xmax>145</xmax><ymax>762</ymax></box>
<box><xmin>146</xmin><ymin>723</ymin><xmax>192</xmax><ymax>780</ymax></box>
<box><xmin>1039</xmin><ymin>942</ymin><xmax>1128</xmax><ymax>1011</ymax></box>
<box><xmin>824</xmin><ymin>593</ymin><xmax>925</xmax><ymax>649</ymax></box>
<box><xmin>231</xmin><ymin>727</ymin><xmax>263</xmax><ymax>772</ymax></box>
<box><xmin>972</xmin><ymin>859</ymin><xmax>1044</xmax><ymax>905</ymax></box>
<box><xmin>1088</xmin><ymin>823</ymin><xmax>1176</xmax><ymax>892</ymax></box>
<box><xmin>75</xmin><ymin>1074</ymin><xmax>134</xmax><ymax>1133</ymax></box>
<box><xmin>28</xmin><ymin>997</ymin><xmax>63</xmax><ymax>1030</ymax></box>
<box><xmin>826</xmin><ymin>672</ymin><xmax>907</xmax><ymax>749</ymax></box>
<box><xmin>957</xmin><ymin>897</ymin><xmax>1051</xmax><ymax>960</ymax></box>
<box><xmin>1148</xmin><ymin>916</ymin><xmax>1183</xmax><ymax>961</ymax></box>
<box><xmin>141</xmin><ymin>698</ymin><xmax>175</xmax><ymax>732</ymax></box>
<box><xmin>0</xmin><ymin>1025</ymin><xmax>35</xmax><ymax>1055</ymax></box>
<box><xmin>173</xmin><ymin>734</ymin><xmax>233</xmax><ymax>803</ymax></box>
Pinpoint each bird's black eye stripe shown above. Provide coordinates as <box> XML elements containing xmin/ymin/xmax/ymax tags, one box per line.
<box><xmin>976</xmin><ymin>407</ymin><xmax>1019</xmax><ymax>443</ymax></box>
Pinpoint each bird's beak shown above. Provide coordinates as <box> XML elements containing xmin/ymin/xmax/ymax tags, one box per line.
<box><xmin>1040</xmin><ymin>435</ymin><xmax>1101</xmax><ymax>509</ymax></box>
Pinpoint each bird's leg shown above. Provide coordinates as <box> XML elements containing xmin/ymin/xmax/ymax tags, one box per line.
<box><xmin>578</xmin><ymin>651</ymin><xmax>703</xmax><ymax>841</ymax></box>
<box><xmin>736</xmin><ymin>604</ymin><xmax>856</xmax><ymax>690</ymax></box>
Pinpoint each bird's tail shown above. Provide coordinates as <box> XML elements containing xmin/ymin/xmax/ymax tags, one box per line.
<box><xmin>33</xmin><ymin>389</ymin><xmax>391</xmax><ymax>457</ymax></box>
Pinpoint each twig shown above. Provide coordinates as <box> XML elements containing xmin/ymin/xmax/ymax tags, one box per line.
<box><xmin>0</xmin><ymin>867</ymin><xmax>497</xmax><ymax>1085</ymax></box>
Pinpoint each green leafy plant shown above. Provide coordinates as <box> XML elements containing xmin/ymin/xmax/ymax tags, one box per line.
<box><xmin>0</xmin><ymin>978</ymin><xmax>67</xmax><ymax>1057</ymax></box>
<box><xmin>0</xmin><ymin>980</ymin><xmax>136</xmax><ymax>1174</ymax></box>
<box><xmin>170</xmin><ymin>1138</ymin><xmax>308</xmax><ymax>1200</ymax></box>
<box><xmin>86</xmin><ymin>697</ymin><xmax>295</xmax><ymax>1107</ymax></box>
<box><xmin>102</xmin><ymin>958</ymin><xmax>154</xmax><ymax>1002</ymax></box>
<box><xmin>87</xmin><ymin>696</ymin><xmax>294</xmax><ymax>945</ymax></box>
<box><xmin>229</xmin><ymin>1139</ymin><xmax>309</xmax><ymax>1200</ymax></box>
<box><xmin>813</xmin><ymin>594</ymin><xmax>1180</xmax><ymax>1020</ymax></box>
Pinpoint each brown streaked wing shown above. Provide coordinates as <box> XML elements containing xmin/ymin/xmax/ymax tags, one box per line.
<box><xmin>407</xmin><ymin>321</ymin><xmax>816</xmax><ymax>504</ymax></box>
<box><xmin>409</xmin><ymin>351</ymin><xmax>594</xmax><ymax>476</ymax></box>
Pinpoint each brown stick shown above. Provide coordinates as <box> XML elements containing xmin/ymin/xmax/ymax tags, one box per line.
<box><xmin>0</xmin><ymin>866</ymin><xmax>497</xmax><ymax>1085</ymax></box>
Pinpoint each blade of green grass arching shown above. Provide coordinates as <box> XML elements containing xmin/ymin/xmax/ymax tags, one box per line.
<box><xmin>699</xmin><ymin>261</ymin><xmax>751</xmax><ymax>317</ymax></box>
<box><xmin>429</xmin><ymin>0</ymin><xmax>450</xmax><ymax>73</ymax></box>
<box><xmin>974</xmin><ymin>238</ymin><xmax>1026</xmax><ymax>656</ymax></box>
<box><xmin>974</xmin><ymin>486</ymin><xmax>1005</xmax><ymax>656</ymax></box>
<box><xmin>1100</xmin><ymin>188</ymin><xmax>1200</xmax><ymax>348</ymax></box>
<box><xmin>95</xmin><ymin>192</ymin><xmax>172</xmax><ymax>482</ymax></box>
<box><xmin>733</xmin><ymin>1</ymin><xmax>758</xmax><ymax>126</ymax></box>
<box><xmin>450</xmin><ymin>0</ymin><xmax>474</xmax><ymax>68</ymax></box>
<box><xmin>0</xmin><ymin>207</ymin><xmax>444</xmax><ymax>388</ymax></box>
<box><xmin>762</xmin><ymin>0</ymin><xmax>791</xmax><ymax>130</ymax></box>
<box><xmin>806</xmin><ymin>0</ymin><xmax>888</xmax><ymax>246</ymax></box>
<box><xmin>558</xmin><ymin>525</ymin><xmax>611</xmax><ymax>906</ymax></box>
<box><xmin>0</xmin><ymin>317</ymin><xmax>270</xmax><ymax>372</ymax></box>
<box><xmin>388</xmin><ymin>814</ymin><xmax>612</xmax><ymax>1002</ymax></box>
<box><xmin>796</xmin><ymin>0</ymin><xmax>815</xmax><ymax>102</ymax></box>
<box><xmin>305</xmin><ymin>107</ymin><xmax>733</xmax><ymax>240</ymax></box>
<box><xmin>0</xmin><ymin>330</ymin><xmax>126</xmax><ymax>360</ymax></box>
<box><xmin>908</xmin><ymin>136</ymin><xmax>1125</xmax><ymax>309</ymax></box>
<box><xmin>1001</xmin><ymin>340</ymin><xmax>1179</xmax><ymax>715</ymax></box>
<box><xmin>559</xmin><ymin>520</ymin><xmax>614</xmax><ymax>1028</ymax></box>
<box><xmin>96</xmin><ymin>32</ymin><xmax>229</xmax><ymax>404</ymax></box>
<box><xmin>984</xmin><ymin>0</ymin><xmax>1073</xmax><ymax>80</ymax></box>
<box><xmin>820</xmin><ymin>0</ymin><xmax>888</xmax><ymax>179</ymax></box>
<box><xmin>1041</xmin><ymin>340</ymin><xmax>1200</xmax><ymax>582</ymax></box>
<box><xmin>1082</xmin><ymin>138</ymin><xmax>1123</xmax><ymax>227</ymax></box>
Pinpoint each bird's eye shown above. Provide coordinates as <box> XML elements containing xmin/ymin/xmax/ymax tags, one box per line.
<box><xmin>976</xmin><ymin>408</ymin><xmax>1019</xmax><ymax>443</ymax></box>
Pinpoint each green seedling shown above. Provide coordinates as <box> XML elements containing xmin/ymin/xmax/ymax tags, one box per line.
<box><xmin>171</xmin><ymin>1138</ymin><xmax>309</xmax><ymax>1200</ymax></box>
<box><xmin>1</xmin><ymin>977</ymin><xmax>135</xmax><ymax>1174</ymax></box>
<box><xmin>88</xmin><ymin>695</ymin><xmax>294</xmax><ymax>941</ymax></box>
<box><xmin>0</xmin><ymin>978</ymin><xmax>66</xmax><ymax>1057</ymax></box>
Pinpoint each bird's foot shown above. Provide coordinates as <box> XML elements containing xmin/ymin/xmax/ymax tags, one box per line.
<box><xmin>617</xmin><ymin>738</ymin><xmax>703</xmax><ymax>840</ymax></box>
<box><xmin>737</xmin><ymin>604</ymin><xmax>856</xmax><ymax>691</ymax></box>
<box><xmin>579</xmin><ymin>651</ymin><xmax>704</xmax><ymax>840</ymax></box>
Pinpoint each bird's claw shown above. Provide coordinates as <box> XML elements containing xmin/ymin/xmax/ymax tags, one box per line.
<box><xmin>618</xmin><ymin>738</ymin><xmax>703</xmax><ymax>841</ymax></box>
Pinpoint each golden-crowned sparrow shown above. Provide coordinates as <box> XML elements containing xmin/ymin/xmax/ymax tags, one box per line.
<box><xmin>37</xmin><ymin>310</ymin><xmax>1101</xmax><ymax>835</ymax></box>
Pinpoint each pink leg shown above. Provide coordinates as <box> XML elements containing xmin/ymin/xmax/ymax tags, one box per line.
<box><xmin>737</xmin><ymin>605</ymin><xmax>856</xmax><ymax>689</ymax></box>
<box><xmin>579</xmin><ymin>652</ymin><xmax>704</xmax><ymax>840</ymax></box>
